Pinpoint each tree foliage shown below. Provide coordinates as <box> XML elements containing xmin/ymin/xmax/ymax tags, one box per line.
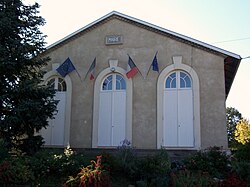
<box><xmin>0</xmin><ymin>0</ymin><xmax>57</xmax><ymax>154</ymax></box>
<box><xmin>226</xmin><ymin>107</ymin><xmax>242</xmax><ymax>147</ymax></box>
<box><xmin>235</xmin><ymin>119</ymin><xmax>250</xmax><ymax>145</ymax></box>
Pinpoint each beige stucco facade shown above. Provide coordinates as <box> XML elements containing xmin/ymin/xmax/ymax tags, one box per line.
<box><xmin>42</xmin><ymin>12</ymin><xmax>240</xmax><ymax>150</ymax></box>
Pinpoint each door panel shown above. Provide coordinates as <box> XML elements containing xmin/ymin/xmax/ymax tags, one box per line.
<box><xmin>98</xmin><ymin>74</ymin><xmax>126</xmax><ymax>147</ymax></box>
<box><xmin>164</xmin><ymin>90</ymin><xmax>178</xmax><ymax>146</ymax></box>
<box><xmin>98</xmin><ymin>92</ymin><xmax>112</xmax><ymax>146</ymax></box>
<box><xmin>41</xmin><ymin>92</ymin><xmax>66</xmax><ymax>146</ymax></box>
<box><xmin>112</xmin><ymin>91</ymin><xmax>126</xmax><ymax>146</ymax></box>
<box><xmin>178</xmin><ymin>90</ymin><xmax>194</xmax><ymax>147</ymax></box>
<box><xmin>163</xmin><ymin>71</ymin><xmax>194</xmax><ymax>148</ymax></box>
<box><xmin>52</xmin><ymin>92</ymin><xmax>66</xmax><ymax>145</ymax></box>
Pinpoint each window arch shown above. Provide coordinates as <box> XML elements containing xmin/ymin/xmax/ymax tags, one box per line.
<box><xmin>165</xmin><ymin>72</ymin><xmax>176</xmax><ymax>89</ymax></box>
<box><xmin>47</xmin><ymin>77</ymin><xmax>67</xmax><ymax>91</ymax></box>
<box><xmin>180</xmin><ymin>72</ymin><xmax>191</xmax><ymax>88</ymax></box>
<box><xmin>102</xmin><ymin>74</ymin><xmax>126</xmax><ymax>91</ymax></box>
<box><xmin>165</xmin><ymin>71</ymin><xmax>192</xmax><ymax>89</ymax></box>
<box><xmin>116</xmin><ymin>74</ymin><xmax>126</xmax><ymax>90</ymax></box>
<box><xmin>102</xmin><ymin>75</ymin><xmax>113</xmax><ymax>91</ymax></box>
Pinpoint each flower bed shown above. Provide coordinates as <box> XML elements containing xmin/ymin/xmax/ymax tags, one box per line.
<box><xmin>0</xmin><ymin>144</ymin><xmax>249</xmax><ymax>187</ymax></box>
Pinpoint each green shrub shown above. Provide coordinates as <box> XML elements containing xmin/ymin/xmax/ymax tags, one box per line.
<box><xmin>26</xmin><ymin>148</ymin><xmax>89</xmax><ymax>186</ymax></box>
<box><xmin>101</xmin><ymin>151</ymin><xmax>133</xmax><ymax>187</ymax></box>
<box><xmin>0</xmin><ymin>139</ymin><xmax>10</xmax><ymax>162</ymax></box>
<box><xmin>103</xmin><ymin>141</ymin><xmax>138</xmax><ymax>183</ymax></box>
<box><xmin>102</xmin><ymin>148</ymin><xmax>171</xmax><ymax>186</ymax></box>
<box><xmin>233</xmin><ymin>142</ymin><xmax>250</xmax><ymax>161</ymax></box>
<box><xmin>136</xmin><ymin>180</ymin><xmax>148</xmax><ymax>187</ymax></box>
<box><xmin>232</xmin><ymin>161</ymin><xmax>250</xmax><ymax>186</ymax></box>
<box><xmin>0</xmin><ymin>157</ymin><xmax>35</xmax><ymax>185</ymax></box>
<box><xmin>137</xmin><ymin>150</ymin><xmax>171</xmax><ymax>186</ymax></box>
<box><xmin>184</xmin><ymin>146</ymin><xmax>229</xmax><ymax>178</ymax></box>
<box><xmin>19</xmin><ymin>135</ymin><xmax>44</xmax><ymax>155</ymax></box>
<box><xmin>171</xmin><ymin>170</ymin><xmax>216</xmax><ymax>187</ymax></box>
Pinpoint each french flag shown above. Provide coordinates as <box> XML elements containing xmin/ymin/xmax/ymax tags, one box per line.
<box><xmin>126</xmin><ymin>56</ymin><xmax>138</xmax><ymax>79</ymax></box>
<box><xmin>88</xmin><ymin>58</ymin><xmax>96</xmax><ymax>80</ymax></box>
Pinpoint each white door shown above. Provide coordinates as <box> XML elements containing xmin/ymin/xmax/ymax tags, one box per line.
<box><xmin>163</xmin><ymin>71</ymin><xmax>194</xmax><ymax>147</ymax></box>
<box><xmin>98</xmin><ymin>74</ymin><xmax>126</xmax><ymax>146</ymax></box>
<box><xmin>41</xmin><ymin>77</ymin><xmax>66</xmax><ymax>146</ymax></box>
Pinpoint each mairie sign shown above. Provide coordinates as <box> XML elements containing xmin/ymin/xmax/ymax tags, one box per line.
<box><xmin>105</xmin><ymin>35</ymin><xmax>123</xmax><ymax>45</ymax></box>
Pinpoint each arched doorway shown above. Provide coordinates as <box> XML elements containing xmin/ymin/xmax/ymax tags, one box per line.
<box><xmin>157</xmin><ymin>56</ymin><xmax>201</xmax><ymax>149</ymax></box>
<box><xmin>41</xmin><ymin>77</ymin><xmax>66</xmax><ymax>146</ymax></box>
<box><xmin>163</xmin><ymin>71</ymin><xmax>194</xmax><ymax>147</ymax></box>
<box><xmin>98</xmin><ymin>73</ymin><xmax>126</xmax><ymax>146</ymax></box>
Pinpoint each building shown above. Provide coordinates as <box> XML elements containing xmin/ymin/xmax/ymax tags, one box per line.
<box><xmin>40</xmin><ymin>11</ymin><xmax>241</xmax><ymax>150</ymax></box>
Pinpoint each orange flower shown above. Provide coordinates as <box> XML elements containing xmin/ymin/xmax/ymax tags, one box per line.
<box><xmin>96</xmin><ymin>155</ymin><xmax>102</xmax><ymax>168</ymax></box>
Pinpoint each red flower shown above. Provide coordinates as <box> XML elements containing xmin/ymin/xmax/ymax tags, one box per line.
<box><xmin>96</xmin><ymin>155</ymin><xmax>102</xmax><ymax>168</ymax></box>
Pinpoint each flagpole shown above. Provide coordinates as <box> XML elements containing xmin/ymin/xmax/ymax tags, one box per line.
<box><xmin>68</xmin><ymin>60</ymin><xmax>83</xmax><ymax>82</ymax></box>
<box><xmin>84</xmin><ymin>71</ymin><xmax>89</xmax><ymax>80</ymax></box>
<box><xmin>127</xmin><ymin>54</ymin><xmax>144</xmax><ymax>79</ymax></box>
<box><xmin>84</xmin><ymin>57</ymin><xmax>96</xmax><ymax>80</ymax></box>
<box><xmin>145</xmin><ymin>51</ymin><xmax>158</xmax><ymax>79</ymax></box>
<box><xmin>75</xmin><ymin>69</ymin><xmax>84</xmax><ymax>83</ymax></box>
<box><xmin>72</xmin><ymin>63</ymin><xmax>82</xmax><ymax>82</ymax></box>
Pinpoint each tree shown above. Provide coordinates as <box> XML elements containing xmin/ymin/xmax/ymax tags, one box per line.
<box><xmin>235</xmin><ymin>119</ymin><xmax>250</xmax><ymax>145</ymax></box>
<box><xmin>0</xmin><ymin>0</ymin><xmax>57</xmax><ymax>154</ymax></box>
<box><xmin>226</xmin><ymin>107</ymin><xmax>242</xmax><ymax>147</ymax></box>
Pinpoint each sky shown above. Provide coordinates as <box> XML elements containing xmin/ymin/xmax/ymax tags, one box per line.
<box><xmin>24</xmin><ymin>0</ymin><xmax>250</xmax><ymax>119</ymax></box>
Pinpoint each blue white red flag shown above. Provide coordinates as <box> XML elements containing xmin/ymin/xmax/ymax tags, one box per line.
<box><xmin>126</xmin><ymin>56</ymin><xmax>138</xmax><ymax>79</ymax></box>
<box><xmin>84</xmin><ymin>57</ymin><xmax>96</xmax><ymax>80</ymax></box>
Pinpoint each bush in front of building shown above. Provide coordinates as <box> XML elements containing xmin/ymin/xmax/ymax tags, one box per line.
<box><xmin>231</xmin><ymin>142</ymin><xmax>250</xmax><ymax>186</ymax></box>
<box><xmin>170</xmin><ymin>170</ymin><xmax>217</xmax><ymax>187</ymax></box>
<box><xmin>184</xmin><ymin>146</ymin><xmax>230</xmax><ymax>179</ymax></box>
<box><xmin>0</xmin><ymin>146</ymin><xmax>92</xmax><ymax>186</ymax></box>
<box><xmin>233</xmin><ymin>142</ymin><xmax>250</xmax><ymax>162</ymax></box>
<box><xmin>0</xmin><ymin>157</ymin><xmax>35</xmax><ymax>185</ymax></box>
<box><xmin>135</xmin><ymin>150</ymin><xmax>171</xmax><ymax>187</ymax></box>
<box><xmin>27</xmin><ymin>147</ymin><xmax>91</xmax><ymax>186</ymax></box>
<box><xmin>0</xmin><ymin>145</ymin><xmax>250</xmax><ymax>186</ymax></box>
<box><xmin>101</xmin><ymin>148</ymin><xmax>171</xmax><ymax>187</ymax></box>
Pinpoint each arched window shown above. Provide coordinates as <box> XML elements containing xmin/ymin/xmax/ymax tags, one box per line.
<box><xmin>47</xmin><ymin>77</ymin><xmax>67</xmax><ymax>91</ymax></box>
<box><xmin>180</xmin><ymin>72</ymin><xmax>191</xmax><ymax>88</ymax></box>
<box><xmin>102</xmin><ymin>75</ymin><xmax>113</xmax><ymax>90</ymax></box>
<box><xmin>165</xmin><ymin>71</ymin><xmax>192</xmax><ymax>89</ymax></box>
<box><xmin>116</xmin><ymin>74</ymin><xmax>126</xmax><ymax>90</ymax></box>
<box><xmin>166</xmin><ymin>72</ymin><xmax>176</xmax><ymax>88</ymax></box>
<box><xmin>102</xmin><ymin>74</ymin><xmax>126</xmax><ymax>91</ymax></box>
